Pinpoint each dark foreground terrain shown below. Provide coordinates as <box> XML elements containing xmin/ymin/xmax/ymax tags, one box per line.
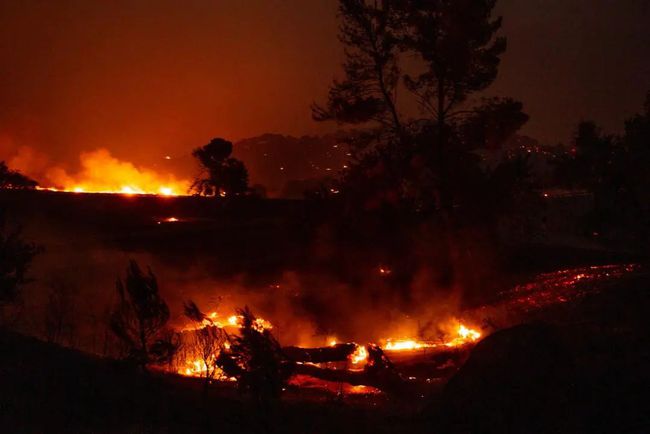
<box><xmin>2</xmin><ymin>271</ymin><xmax>649</xmax><ymax>434</ymax></box>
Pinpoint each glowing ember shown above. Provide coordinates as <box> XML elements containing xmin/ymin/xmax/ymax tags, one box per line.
<box><xmin>287</xmin><ymin>375</ymin><xmax>381</xmax><ymax>395</ymax></box>
<box><xmin>378</xmin><ymin>266</ymin><xmax>392</xmax><ymax>275</ymax></box>
<box><xmin>505</xmin><ymin>264</ymin><xmax>639</xmax><ymax>311</ymax></box>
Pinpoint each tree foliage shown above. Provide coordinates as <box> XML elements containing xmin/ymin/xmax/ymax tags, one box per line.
<box><xmin>313</xmin><ymin>0</ymin><xmax>402</xmax><ymax>133</ymax></box>
<box><xmin>315</xmin><ymin>0</ymin><xmax>527</xmax><ymax>217</ymax></box>
<box><xmin>0</xmin><ymin>222</ymin><xmax>39</xmax><ymax>306</ymax></box>
<box><xmin>552</xmin><ymin>91</ymin><xmax>650</xmax><ymax>249</ymax></box>
<box><xmin>400</xmin><ymin>0</ymin><xmax>507</xmax><ymax>126</ymax></box>
<box><xmin>191</xmin><ymin>138</ymin><xmax>249</xmax><ymax>197</ymax></box>
<box><xmin>308</xmin><ymin>0</ymin><xmax>531</xmax><ymax>297</ymax></box>
<box><xmin>217</xmin><ymin>307</ymin><xmax>289</xmax><ymax>405</ymax></box>
<box><xmin>621</xmin><ymin>91</ymin><xmax>650</xmax><ymax>224</ymax></box>
<box><xmin>110</xmin><ymin>260</ymin><xmax>178</xmax><ymax>369</ymax></box>
<box><xmin>0</xmin><ymin>162</ymin><xmax>38</xmax><ymax>190</ymax></box>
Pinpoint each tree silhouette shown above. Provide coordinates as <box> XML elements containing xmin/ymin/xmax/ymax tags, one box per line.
<box><xmin>191</xmin><ymin>138</ymin><xmax>249</xmax><ymax>197</ymax></box>
<box><xmin>315</xmin><ymin>0</ymin><xmax>526</xmax><ymax>214</ymax></box>
<box><xmin>0</xmin><ymin>221</ymin><xmax>39</xmax><ymax>311</ymax></box>
<box><xmin>0</xmin><ymin>162</ymin><xmax>38</xmax><ymax>190</ymax></box>
<box><xmin>312</xmin><ymin>0</ymin><xmax>402</xmax><ymax>134</ymax></box>
<box><xmin>217</xmin><ymin>307</ymin><xmax>289</xmax><ymax>411</ymax></box>
<box><xmin>553</xmin><ymin>92</ymin><xmax>650</xmax><ymax>249</ymax></box>
<box><xmin>311</xmin><ymin>0</ymin><xmax>529</xmax><ymax>296</ymax></box>
<box><xmin>110</xmin><ymin>260</ymin><xmax>178</xmax><ymax>370</ymax></box>
<box><xmin>400</xmin><ymin>0</ymin><xmax>507</xmax><ymax>132</ymax></box>
<box><xmin>459</xmin><ymin>98</ymin><xmax>530</xmax><ymax>151</ymax></box>
<box><xmin>621</xmin><ymin>91</ymin><xmax>650</xmax><ymax>234</ymax></box>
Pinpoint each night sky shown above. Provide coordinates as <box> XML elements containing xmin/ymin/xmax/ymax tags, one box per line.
<box><xmin>1</xmin><ymin>0</ymin><xmax>649</xmax><ymax>176</ymax></box>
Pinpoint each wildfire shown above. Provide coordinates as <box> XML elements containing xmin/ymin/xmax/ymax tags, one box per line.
<box><xmin>382</xmin><ymin>322</ymin><xmax>482</xmax><ymax>353</ymax></box>
<box><xmin>179</xmin><ymin>358</ymin><xmax>235</xmax><ymax>381</ymax></box>
<box><xmin>383</xmin><ymin>339</ymin><xmax>433</xmax><ymax>351</ymax></box>
<box><xmin>182</xmin><ymin>311</ymin><xmax>273</xmax><ymax>333</ymax></box>
<box><xmin>39</xmin><ymin>148</ymin><xmax>190</xmax><ymax>196</ymax></box>
<box><xmin>182</xmin><ymin>359</ymin><xmax>215</xmax><ymax>377</ymax></box>
<box><xmin>349</xmin><ymin>345</ymin><xmax>368</xmax><ymax>365</ymax></box>
<box><xmin>444</xmin><ymin>324</ymin><xmax>482</xmax><ymax>347</ymax></box>
<box><xmin>176</xmin><ymin>309</ymin><xmax>483</xmax><ymax>385</ymax></box>
<box><xmin>175</xmin><ymin>309</ymin><xmax>274</xmax><ymax>378</ymax></box>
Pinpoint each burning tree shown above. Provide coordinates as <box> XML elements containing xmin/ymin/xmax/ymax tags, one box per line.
<box><xmin>191</xmin><ymin>138</ymin><xmax>249</xmax><ymax>197</ymax></box>
<box><xmin>217</xmin><ymin>307</ymin><xmax>290</xmax><ymax>407</ymax></box>
<box><xmin>109</xmin><ymin>260</ymin><xmax>178</xmax><ymax>370</ymax></box>
<box><xmin>182</xmin><ymin>301</ymin><xmax>229</xmax><ymax>388</ymax></box>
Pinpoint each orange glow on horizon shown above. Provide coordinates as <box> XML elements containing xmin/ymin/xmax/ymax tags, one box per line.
<box><xmin>37</xmin><ymin>148</ymin><xmax>190</xmax><ymax>197</ymax></box>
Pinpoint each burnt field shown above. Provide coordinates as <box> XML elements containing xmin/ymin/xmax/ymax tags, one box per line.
<box><xmin>1</xmin><ymin>190</ymin><xmax>649</xmax><ymax>433</ymax></box>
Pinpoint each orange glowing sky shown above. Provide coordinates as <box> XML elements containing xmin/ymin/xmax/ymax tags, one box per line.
<box><xmin>1</xmin><ymin>0</ymin><xmax>649</xmax><ymax>182</ymax></box>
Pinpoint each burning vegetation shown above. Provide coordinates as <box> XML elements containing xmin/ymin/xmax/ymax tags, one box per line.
<box><xmin>39</xmin><ymin>149</ymin><xmax>190</xmax><ymax>196</ymax></box>
<box><xmin>168</xmin><ymin>295</ymin><xmax>484</xmax><ymax>396</ymax></box>
<box><xmin>1</xmin><ymin>0</ymin><xmax>649</xmax><ymax>431</ymax></box>
<box><xmin>157</xmin><ymin>263</ymin><xmax>642</xmax><ymax>398</ymax></box>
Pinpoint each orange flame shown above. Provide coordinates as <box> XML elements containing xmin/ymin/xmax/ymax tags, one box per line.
<box><xmin>349</xmin><ymin>345</ymin><xmax>368</xmax><ymax>365</ymax></box>
<box><xmin>42</xmin><ymin>148</ymin><xmax>189</xmax><ymax>196</ymax></box>
<box><xmin>382</xmin><ymin>321</ymin><xmax>482</xmax><ymax>352</ymax></box>
<box><xmin>176</xmin><ymin>312</ymin><xmax>482</xmax><ymax>382</ymax></box>
<box><xmin>181</xmin><ymin>311</ymin><xmax>273</xmax><ymax>333</ymax></box>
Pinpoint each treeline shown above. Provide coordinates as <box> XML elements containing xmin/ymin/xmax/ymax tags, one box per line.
<box><xmin>549</xmin><ymin>95</ymin><xmax>650</xmax><ymax>248</ymax></box>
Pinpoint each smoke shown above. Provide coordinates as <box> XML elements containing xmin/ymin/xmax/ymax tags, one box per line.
<box><xmin>2</xmin><ymin>146</ymin><xmax>190</xmax><ymax>195</ymax></box>
<box><xmin>5</xmin><ymin>187</ymin><xmax>504</xmax><ymax>355</ymax></box>
<box><xmin>16</xmin><ymin>232</ymin><xmax>471</xmax><ymax>353</ymax></box>
<box><xmin>6</xmin><ymin>146</ymin><xmax>51</xmax><ymax>179</ymax></box>
<box><xmin>45</xmin><ymin>148</ymin><xmax>190</xmax><ymax>195</ymax></box>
